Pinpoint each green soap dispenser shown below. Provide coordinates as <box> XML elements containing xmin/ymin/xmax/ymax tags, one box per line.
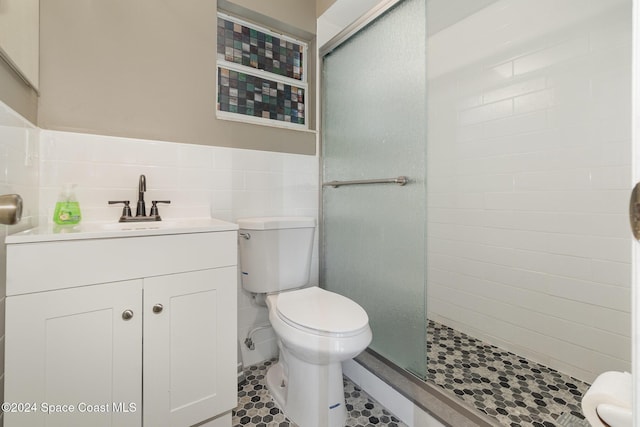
<box><xmin>53</xmin><ymin>184</ymin><xmax>82</xmax><ymax>225</ymax></box>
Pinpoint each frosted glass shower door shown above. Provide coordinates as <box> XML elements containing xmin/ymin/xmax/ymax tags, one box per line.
<box><xmin>321</xmin><ymin>0</ymin><xmax>427</xmax><ymax>378</ymax></box>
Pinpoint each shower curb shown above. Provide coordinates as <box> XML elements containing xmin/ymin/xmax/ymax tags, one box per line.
<box><xmin>354</xmin><ymin>349</ymin><xmax>495</xmax><ymax>427</ymax></box>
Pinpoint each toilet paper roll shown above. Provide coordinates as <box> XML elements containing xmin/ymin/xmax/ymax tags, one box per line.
<box><xmin>581</xmin><ymin>371</ymin><xmax>632</xmax><ymax>427</ymax></box>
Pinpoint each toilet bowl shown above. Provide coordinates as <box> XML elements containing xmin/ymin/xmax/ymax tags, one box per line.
<box><xmin>237</xmin><ymin>217</ymin><xmax>372</xmax><ymax>427</ymax></box>
<box><xmin>265</xmin><ymin>287</ymin><xmax>372</xmax><ymax>427</ymax></box>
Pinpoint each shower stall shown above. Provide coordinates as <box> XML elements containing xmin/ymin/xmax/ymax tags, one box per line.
<box><xmin>320</xmin><ymin>0</ymin><xmax>632</xmax><ymax>424</ymax></box>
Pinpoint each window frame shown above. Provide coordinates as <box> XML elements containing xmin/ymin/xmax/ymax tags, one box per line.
<box><xmin>216</xmin><ymin>12</ymin><xmax>309</xmax><ymax>131</ymax></box>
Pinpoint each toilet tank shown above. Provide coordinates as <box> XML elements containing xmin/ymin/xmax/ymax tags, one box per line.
<box><xmin>237</xmin><ymin>217</ymin><xmax>316</xmax><ymax>294</ymax></box>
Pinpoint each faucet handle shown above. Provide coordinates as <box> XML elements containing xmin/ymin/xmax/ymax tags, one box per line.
<box><xmin>150</xmin><ymin>200</ymin><xmax>170</xmax><ymax>217</ymax></box>
<box><xmin>108</xmin><ymin>200</ymin><xmax>132</xmax><ymax>218</ymax></box>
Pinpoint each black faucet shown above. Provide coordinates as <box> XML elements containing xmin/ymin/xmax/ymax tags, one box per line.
<box><xmin>136</xmin><ymin>174</ymin><xmax>146</xmax><ymax>216</ymax></box>
<box><xmin>108</xmin><ymin>175</ymin><xmax>171</xmax><ymax>222</ymax></box>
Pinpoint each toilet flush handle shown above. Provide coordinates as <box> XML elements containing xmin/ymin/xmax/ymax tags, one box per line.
<box><xmin>239</xmin><ymin>232</ymin><xmax>251</xmax><ymax>240</ymax></box>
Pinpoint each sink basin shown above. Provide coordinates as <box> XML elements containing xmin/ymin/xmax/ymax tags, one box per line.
<box><xmin>5</xmin><ymin>218</ymin><xmax>239</xmax><ymax>244</ymax></box>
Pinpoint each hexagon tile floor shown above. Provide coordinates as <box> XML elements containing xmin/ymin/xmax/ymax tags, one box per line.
<box><xmin>427</xmin><ymin>320</ymin><xmax>591</xmax><ymax>426</ymax></box>
<box><xmin>233</xmin><ymin>359</ymin><xmax>406</xmax><ymax>427</ymax></box>
<box><xmin>234</xmin><ymin>321</ymin><xmax>592</xmax><ymax>427</ymax></box>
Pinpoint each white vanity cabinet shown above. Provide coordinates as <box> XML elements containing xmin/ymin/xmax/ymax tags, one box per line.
<box><xmin>6</xmin><ymin>279</ymin><xmax>144</xmax><ymax>427</ymax></box>
<box><xmin>4</xmin><ymin>222</ymin><xmax>238</xmax><ymax>427</ymax></box>
<box><xmin>142</xmin><ymin>267</ymin><xmax>237</xmax><ymax>427</ymax></box>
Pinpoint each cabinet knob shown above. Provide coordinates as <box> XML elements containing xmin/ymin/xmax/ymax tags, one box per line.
<box><xmin>152</xmin><ymin>304</ymin><xmax>163</xmax><ymax>314</ymax></box>
<box><xmin>122</xmin><ymin>310</ymin><xmax>134</xmax><ymax>320</ymax></box>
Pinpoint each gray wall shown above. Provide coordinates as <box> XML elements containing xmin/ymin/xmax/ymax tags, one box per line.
<box><xmin>38</xmin><ymin>0</ymin><xmax>317</xmax><ymax>155</ymax></box>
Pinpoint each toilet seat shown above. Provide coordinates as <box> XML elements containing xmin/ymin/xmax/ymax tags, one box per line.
<box><xmin>276</xmin><ymin>287</ymin><xmax>369</xmax><ymax>337</ymax></box>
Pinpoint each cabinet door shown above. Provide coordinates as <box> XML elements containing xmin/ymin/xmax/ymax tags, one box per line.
<box><xmin>4</xmin><ymin>280</ymin><xmax>143</xmax><ymax>427</ymax></box>
<box><xmin>143</xmin><ymin>267</ymin><xmax>237</xmax><ymax>426</ymax></box>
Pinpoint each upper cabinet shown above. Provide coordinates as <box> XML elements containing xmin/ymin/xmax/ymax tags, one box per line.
<box><xmin>0</xmin><ymin>0</ymin><xmax>39</xmax><ymax>90</ymax></box>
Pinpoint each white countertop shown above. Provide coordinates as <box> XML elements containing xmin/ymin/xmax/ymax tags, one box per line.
<box><xmin>5</xmin><ymin>217</ymin><xmax>239</xmax><ymax>244</ymax></box>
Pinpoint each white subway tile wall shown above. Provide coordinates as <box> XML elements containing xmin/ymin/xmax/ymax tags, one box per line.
<box><xmin>426</xmin><ymin>0</ymin><xmax>632</xmax><ymax>382</ymax></box>
<box><xmin>39</xmin><ymin>129</ymin><xmax>319</xmax><ymax>367</ymax></box>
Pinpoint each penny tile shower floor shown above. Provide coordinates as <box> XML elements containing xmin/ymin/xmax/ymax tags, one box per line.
<box><xmin>234</xmin><ymin>321</ymin><xmax>591</xmax><ymax>427</ymax></box>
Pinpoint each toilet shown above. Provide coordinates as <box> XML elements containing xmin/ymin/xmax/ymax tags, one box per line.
<box><xmin>237</xmin><ymin>217</ymin><xmax>372</xmax><ymax>427</ymax></box>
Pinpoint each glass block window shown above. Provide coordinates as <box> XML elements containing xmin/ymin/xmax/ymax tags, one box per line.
<box><xmin>218</xmin><ymin>67</ymin><xmax>305</xmax><ymax>124</ymax></box>
<box><xmin>216</xmin><ymin>13</ymin><xmax>308</xmax><ymax>129</ymax></box>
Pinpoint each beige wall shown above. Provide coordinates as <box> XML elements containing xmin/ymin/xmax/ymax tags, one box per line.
<box><xmin>316</xmin><ymin>0</ymin><xmax>337</xmax><ymax>17</ymax></box>
<box><xmin>223</xmin><ymin>0</ymin><xmax>316</xmax><ymax>35</ymax></box>
<box><xmin>38</xmin><ymin>0</ymin><xmax>316</xmax><ymax>155</ymax></box>
<box><xmin>0</xmin><ymin>58</ymin><xmax>37</xmax><ymax>124</ymax></box>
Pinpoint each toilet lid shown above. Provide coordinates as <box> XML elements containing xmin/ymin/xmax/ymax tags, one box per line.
<box><xmin>276</xmin><ymin>287</ymin><xmax>369</xmax><ymax>335</ymax></box>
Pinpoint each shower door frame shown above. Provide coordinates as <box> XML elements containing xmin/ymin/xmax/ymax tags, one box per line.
<box><xmin>318</xmin><ymin>0</ymin><xmax>427</xmax><ymax>378</ymax></box>
<box><xmin>316</xmin><ymin>2</ymin><xmax>494</xmax><ymax>424</ymax></box>
<box><xmin>318</xmin><ymin>0</ymin><xmax>403</xmax><ymax>58</ymax></box>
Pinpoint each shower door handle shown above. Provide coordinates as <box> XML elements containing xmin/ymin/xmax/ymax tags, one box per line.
<box><xmin>629</xmin><ymin>182</ymin><xmax>640</xmax><ymax>240</ymax></box>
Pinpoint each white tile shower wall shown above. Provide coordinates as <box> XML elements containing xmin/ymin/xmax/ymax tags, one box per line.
<box><xmin>0</xmin><ymin>100</ymin><xmax>40</xmax><ymax>424</ymax></box>
<box><xmin>39</xmin><ymin>129</ymin><xmax>319</xmax><ymax>367</ymax></box>
<box><xmin>426</xmin><ymin>0</ymin><xmax>632</xmax><ymax>382</ymax></box>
